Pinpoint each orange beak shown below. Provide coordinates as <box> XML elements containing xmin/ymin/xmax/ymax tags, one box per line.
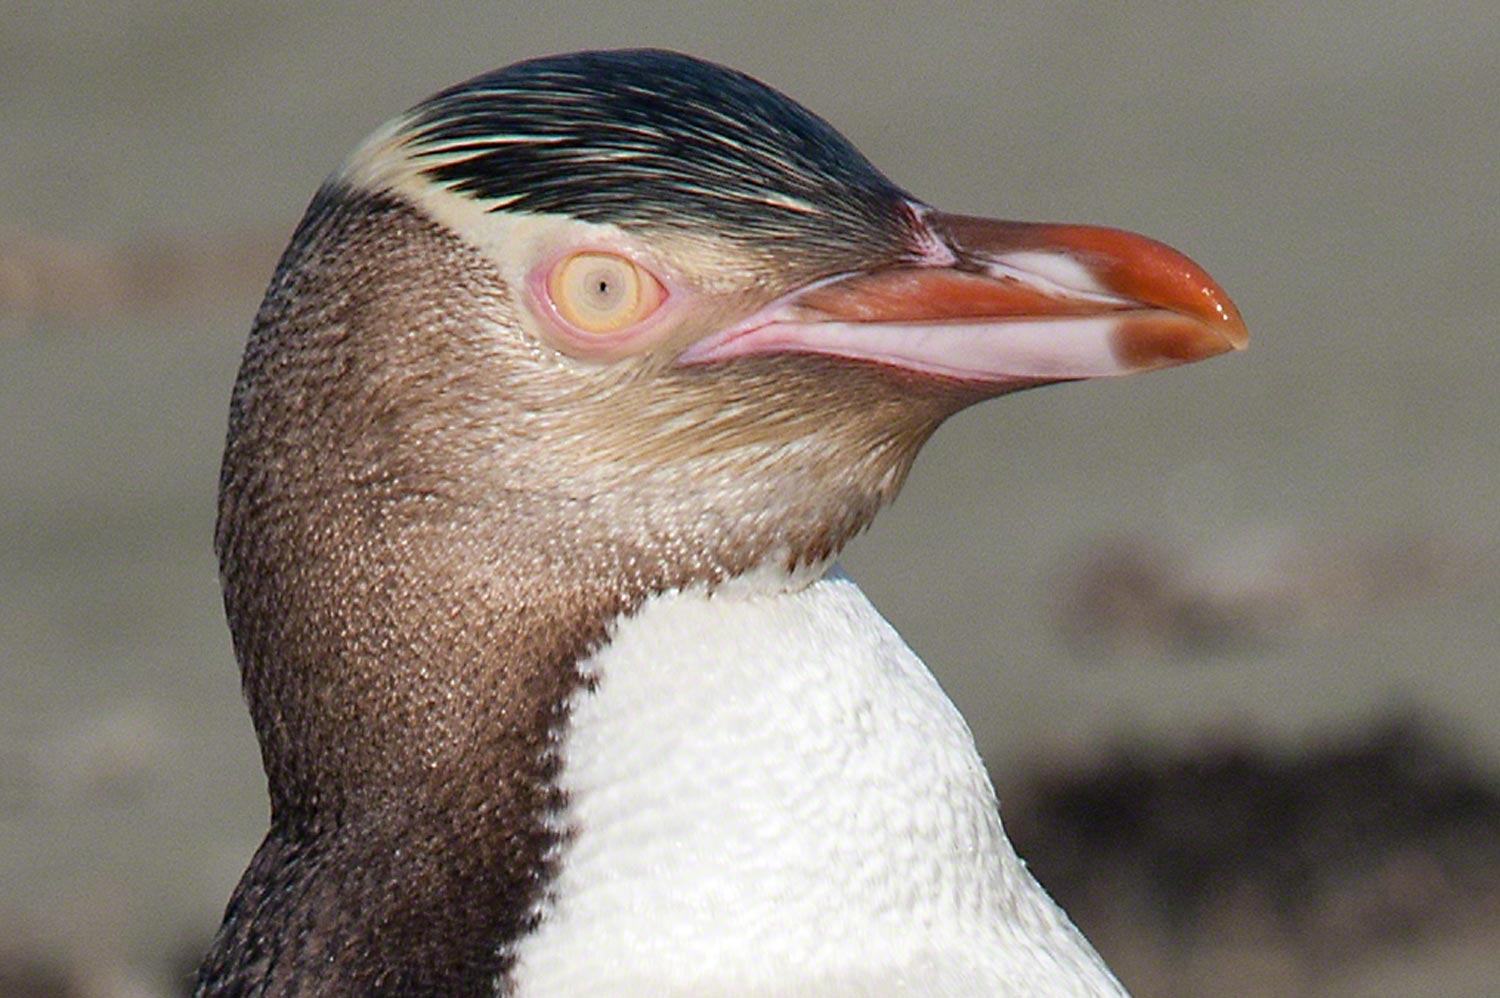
<box><xmin>680</xmin><ymin>209</ymin><xmax>1246</xmax><ymax>392</ymax></box>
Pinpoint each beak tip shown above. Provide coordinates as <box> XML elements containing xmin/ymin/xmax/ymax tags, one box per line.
<box><xmin>1220</xmin><ymin>309</ymin><xmax>1250</xmax><ymax>353</ymax></box>
<box><xmin>1084</xmin><ymin>224</ymin><xmax>1248</xmax><ymax>359</ymax></box>
<box><xmin>1200</xmin><ymin>282</ymin><xmax>1249</xmax><ymax>352</ymax></box>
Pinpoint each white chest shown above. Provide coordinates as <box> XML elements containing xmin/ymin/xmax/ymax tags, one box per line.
<box><xmin>508</xmin><ymin>568</ymin><xmax>1124</xmax><ymax>997</ymax></box>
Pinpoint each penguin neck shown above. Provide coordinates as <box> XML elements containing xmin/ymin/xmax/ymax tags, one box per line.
<box><xmin>201</xmin><ymin>474</ymin><xmax>840</xmax><ymax>997</ymax></box>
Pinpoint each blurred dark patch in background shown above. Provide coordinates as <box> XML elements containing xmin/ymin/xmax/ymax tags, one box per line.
<box><xmin>1008</xmin><ymin>715</ymin><xmax>1500</xmax><ymax>996</ymax></box>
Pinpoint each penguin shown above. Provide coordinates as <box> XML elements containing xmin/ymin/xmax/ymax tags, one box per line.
<box><xmin>196</xmin><ymin>48</ymin><xmax>1244</xmax><ymax>997</ymax></box>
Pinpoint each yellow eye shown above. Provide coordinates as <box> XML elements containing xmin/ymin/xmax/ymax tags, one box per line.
<box><xmin>547</xmin><ymin>251</ymin><xmax>664</xmax><ymax>334</ymax></box>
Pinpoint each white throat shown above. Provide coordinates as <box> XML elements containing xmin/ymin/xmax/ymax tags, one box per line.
<box><xmin>509</xmin><ymin>566</ymin><xmax>1125</xmax><ymax>997</ymax></box>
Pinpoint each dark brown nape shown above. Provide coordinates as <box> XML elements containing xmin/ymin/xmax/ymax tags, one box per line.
<box><xmin>194</xmin><ymin>184</ymin><xmax>961</xmax><ymax>996</ymax></box>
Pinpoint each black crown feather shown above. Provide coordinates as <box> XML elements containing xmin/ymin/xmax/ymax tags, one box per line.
<box><xmin>403</xmin><ymin>49</ymin><xmax>917</xmax><ymax>259</ymax></box>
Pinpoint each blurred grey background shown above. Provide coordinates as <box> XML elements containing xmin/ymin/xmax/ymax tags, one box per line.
<box><xmin>2</xmin><ymin>2</ymin><xmax>1497</xmax><ymax>995</ymax></box>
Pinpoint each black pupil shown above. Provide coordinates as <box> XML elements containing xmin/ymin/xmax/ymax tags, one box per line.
<box><xmin>588</xmin><ymin>267</ymin><xmax>621</xmax><ymax>307</ymax></box>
